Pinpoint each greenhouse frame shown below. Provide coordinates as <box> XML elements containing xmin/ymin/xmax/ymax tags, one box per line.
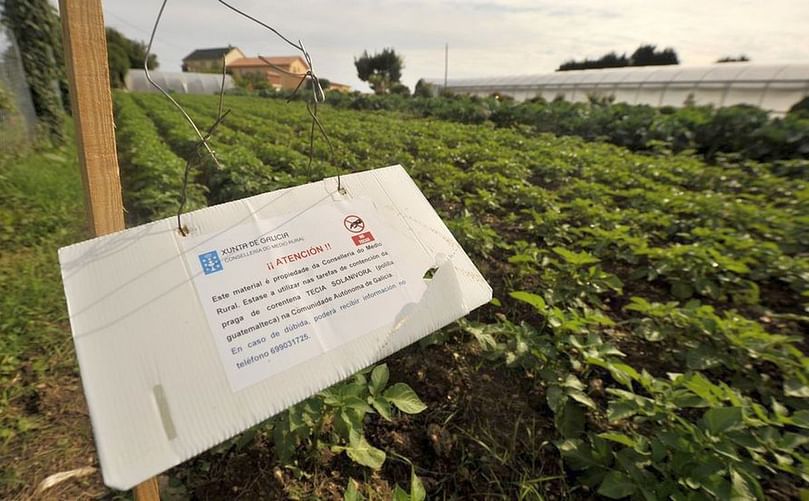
<box><xmin>125</xmin><ymin>69</ymin><xmax>236</xmax><ymax>95</ymax></box>
<box><xmin>426</xmin><ymin>63</ymin><xmax>809</xmax><ymax>113</ymax></box>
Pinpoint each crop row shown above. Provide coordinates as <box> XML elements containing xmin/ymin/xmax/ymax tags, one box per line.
<box><xmin>117</xmin><ymin>92</ymin><xmax>809</xmax><ymax>499</ymax></box>
<box><xmin>113</xmin><ymin>93</ymin><xmax>206</xmax><ymax>225</ymax></box>
<box><xmin>302</xmin><ymin>91</ymin><xmax>809</xmax><ymax>167</ymax></box>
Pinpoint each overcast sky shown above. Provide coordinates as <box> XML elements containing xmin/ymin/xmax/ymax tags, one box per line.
<box><xmin>97</xmin><ymin>0</ymin><xmax>809</xmax><ymax>92</ymax></box>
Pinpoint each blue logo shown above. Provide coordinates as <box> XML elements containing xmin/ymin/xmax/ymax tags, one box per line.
<box><xmin>199</xmin><ymin>250</ymin><xmax>223</xmax><ymax>275</ymax></box>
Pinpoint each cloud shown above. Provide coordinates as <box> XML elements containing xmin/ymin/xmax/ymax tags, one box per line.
<box><xmin>100</xmin><ymin>0</ymin><xmax>809</xmax><ymax>92</ymax></box>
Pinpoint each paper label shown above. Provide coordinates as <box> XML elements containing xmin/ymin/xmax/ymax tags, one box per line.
<box><xmin>181</xmin><ymin>199</ymin><xmax>426</xmax><ymax>391</ymax></box>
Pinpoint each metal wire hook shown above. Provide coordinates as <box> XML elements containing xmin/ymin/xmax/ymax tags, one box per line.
<box><xmin>146</xmin><ymin>0</ymin><xmax>346</xmax><ymax>233</ymax></box>
<box><xmin>144</xmin><ymin>0</ymin><xmax>222</xmax><ymax>169</ymax></box>
<box><xmin>215</xmin><ymin>1</ymin><xmax>340</xmax><ymax>190</ymax></box>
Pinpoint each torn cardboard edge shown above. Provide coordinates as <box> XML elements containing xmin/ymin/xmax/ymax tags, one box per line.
<box><xmin>59</xmin><ymin>165</ymin><xmax>492</xmax><ymax>489</ymax></box>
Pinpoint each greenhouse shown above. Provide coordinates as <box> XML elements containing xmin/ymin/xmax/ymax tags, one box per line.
<box><xmin>427</xmin><ymin>63</ymin><xmax>809</xmax><ymax>113</ymax></box>
<box><xmin>125</xmin><ymin>69</ymin><xmax>236</xmax><ymax>95</ymax></box>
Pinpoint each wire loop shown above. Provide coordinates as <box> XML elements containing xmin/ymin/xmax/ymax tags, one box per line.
<box><xmin>144</xmin><ymin>0</ymin><xmax>341</xmax><ymax>236</ymax></box>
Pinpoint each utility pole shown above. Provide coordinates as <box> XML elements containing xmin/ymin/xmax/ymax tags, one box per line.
<box><xmin>444</xmin><ymin>43</ymin><xmax>448</xmax><ymax>90</ymax></box>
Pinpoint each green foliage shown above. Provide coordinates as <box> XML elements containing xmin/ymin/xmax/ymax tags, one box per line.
<box><xmin>234</xmin><ymin>71</ymin><xmax>275</xmax><ymax>93</ymax></box>
<box><xmin>269</xmin><ymin>364</ymin><xmax>425</xmax><ymax>470</ymax></box>
<box><xmin>413</xmin><ymin>79</ymin><xmax>434</xmax><ymax>98</ymax></box>
<box><xmin>390</xmin><ymin>82</ymin><xmax>411</xmax><ymax>96</ymax></box>
<box><xmin>106</xmin><ymin>28</ymin><xmax>158</xmax><ymax>88</ymax></box>
<box><xmin>2</xmin><ymin>0</ymin><xmax>65</xmax><ymax>143</ymax></box>
<box><xmin>120</xmin><ymin>93</ymin><xmax>809</xmax><ymax>498</ymax></box>
<box><xmin>0</xmin><ymin>83</ymin><xmax>13</xmax><ymax>116</ymax></box>
<box><xmin>303</xmin><ymin>92</ymin><xmax>809</xmax><ymax>165</ymax></box>
<box><xmin>717</xmin><ymin>55</ymin><xmax>751</xmax><ymax>63</ymax></box>
<box><xmin>0</xmin><ymin>82</ymin><xmax>28</xmax><ymax>152</ymax></box>
<box><xmin>558</xmin><ymin>44</ymin><xmax>679</xmax><ymax>71</ymax></box>
<box><xmin>0</xmin><ymin>138</ymin><xmax>85</xmax><ymax>454</ymax></box>
<box><xmin>112</xmin><ymin>92</ymin><xmax>205</xmax><ymax>224</ymax></box>
<box><xmin>789</xmin><ymin>97</ymin><xmax>809</xmax><ymax>118</ymax></box>
<box><xmin>354</xmin><ymin>48</ymin><xmax>403</xmax><ymax>94</ymax></box>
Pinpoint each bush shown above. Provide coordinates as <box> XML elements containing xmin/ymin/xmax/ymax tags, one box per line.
<box><xmin>696</xmin><ymin>105</ymin><xmax>770</xmax><ymax>160</ymax></box>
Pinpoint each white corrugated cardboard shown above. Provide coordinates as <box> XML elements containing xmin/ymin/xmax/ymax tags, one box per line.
<box><xmin>58</xmin><ymin>165</ymin><xmax>492</xmax><ymax>489</ymax></box>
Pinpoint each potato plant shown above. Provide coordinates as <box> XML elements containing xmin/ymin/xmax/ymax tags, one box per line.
<box><xmin>118</xmin><ymin>92</ymin><xmax>809</xmax><ymax>499</ymax></box>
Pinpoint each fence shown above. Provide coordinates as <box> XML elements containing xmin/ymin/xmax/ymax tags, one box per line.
<box><xmin>0</xmin><ymin>24</ymin><xmax>37</xmax><ymax>152</ymax></box>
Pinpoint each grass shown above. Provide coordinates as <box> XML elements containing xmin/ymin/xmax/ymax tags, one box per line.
<box><xmin>0</xmin><ymin>140</ymin><xmax>110</xmax><ymax>499</ymax></box>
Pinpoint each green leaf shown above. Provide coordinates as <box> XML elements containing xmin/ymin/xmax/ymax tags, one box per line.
<box><xmin>342</xmin><ymin>396</ymin><xmax>374</xmax><ymax>415</ymax></box>
<box><xmin>546</xmin><ymin>385</ymin><xmax>566</xmax><ymax>413</ymax></box>
<box><xmin>784</xmin><ymin>378</ymin><xmax>809</xmax><ymax>398</ymax></box>
<box><xmin>607</xmin><ymin>400</ymin><xmax>639</xmax><ymax>421</ymax></box>
<box><xmin>557</xmin><ymin>439</ymin><xmax>605</xmax><ymax>470</ymax></box>
<box><xmin>465</xmin><ymin>324</ymin><xmax>497</xmax><ymax>351</ymax></box>
<box><xmin>410</xmin><ymin>468</ymin><xmax>426</xmax><ymax>501</ymax></box>
<box><xmin>370</xmin><ymin>364</ymin><xmax>389</xmax><ymax>396</ymax></box>
<box><xmin>702</xmin><ymin>407</ymin><xmax>743</xmax><ymax>435</ymax></box>
<box><xmin>686</xmin><ymin>345</ymin><xmax>722</xmax><ymax>370</ymax></box>
<box><xmin>342</xmin><ymin>430</ymin><xmax>386</xmax><ymax>470</ymax></box>
<box><xmin>371</xmin><ymin>396</ymin><xmax>393</xmax><ymax>421</ymax></box>
<box><xmin>791</xmin><ymin>410</ymin><xmax>809</xmax><ymax>429</ymax></box>
<box><xmin>603</xmin><ymin>274</ymin><xmax>624</xmax><ymax>291</ymax></box>
<box><xmin>557</xmin><ymin>400</ymin><xmax>585</xmax><ymax>438</ymax></box>
<box><xmin>383</xmin><ymin>383</ymin><xmax>427</xmax><ymax>414</ymax></box>
<box><xmin>729</xmin><ymin>469</ymin><xmax>757</xmax><ymax>501</ymax></box>
<box><xmin>671</xmin><ymin>281</ymin><xmax>694</xmax><ymax>299</ymax></box>
<box><xmin>568</xmin><ymin>389</ymin><xmax>597</xmax><ymax>410</ymax></box>
<box><xmin>553</xmin><ymin>246</ymin><xmax>600</xmax><ymax>266</ymax></box>
<box><xmin>334</xmin><ymin>408</ymin><xmax>363</xmax><ymax>439</ymax></box>
<box><xmin>344</xmin><ymin>478</ymin><xmax>364</xmax><ymax>501</ymax></box>
<box><xmin>598</xmin><ymin>432</ymin><xmax>638</xmax><ymax>448</ymax></box>
<box><xmin>392</xmin><ymin>485</ymin><xmax>410</xmax><ymax>501</ymax></box>
<box><xmin>509</xmin><ymin>291</ymin><xmax>547</xmax><ymax>312</ymax></box>
<box><xmin>609</xmin><ymin>362</ymin><xmax>641</xmax><ymax>386</ymax></box>
<box><xmin>598</xmin><ymin>471</ymin><xmax>636</xmax><ymax>499</ymax></box>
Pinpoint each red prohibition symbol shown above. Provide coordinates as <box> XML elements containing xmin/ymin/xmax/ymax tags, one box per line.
<box><xmin>343</xmin><ymin>215</ymin><xmax>365</xmax><ymax>233</ymax></box>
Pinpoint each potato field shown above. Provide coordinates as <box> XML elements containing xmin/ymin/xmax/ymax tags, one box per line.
<box><xmin>103</xmin><ymin>92</ymin><xmax>809</xmax><ymax>500</ymax></box>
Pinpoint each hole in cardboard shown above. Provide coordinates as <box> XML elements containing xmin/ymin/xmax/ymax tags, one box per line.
<box><xmin>423</xmin><ymin>266</ymin><xmax>439</xmax><ymax>280</ymax></box>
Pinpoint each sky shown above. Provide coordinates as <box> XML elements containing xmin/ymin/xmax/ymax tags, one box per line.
<box><xmin>95</xmin><ymin>0</ymin><xmax>809</xmax><ymax>92</ymax></box>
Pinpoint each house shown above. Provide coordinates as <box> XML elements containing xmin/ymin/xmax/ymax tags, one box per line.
<box><xmin>182</xmin><ymin>46</ymin><xmax>245</xmax><ymax>73</ymax></box>
<box><xmin>227</xmin><ymin>55</ymin><xmax>309</xmax><ymax>90</ymax></box>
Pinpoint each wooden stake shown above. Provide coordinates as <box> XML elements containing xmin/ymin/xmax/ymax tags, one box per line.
<box><xmin>59</xmin><ymin>1</ymin><xmax>159</xmax><ymax>499</ymax></box>
<box><xmin>59</xmin><ymin>0</ymin><xmax>125</xmax><ymax>236</ymax></box>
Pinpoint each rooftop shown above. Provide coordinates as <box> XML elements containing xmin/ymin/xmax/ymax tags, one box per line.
<box><xmin>182</xmin><ymin>47</ymin><xmax>237</xmax><ymax>62</ymax></box>
<box><xmin>425</xmin><ymin>63</ymin><xmax>809</xmax><ymax>88</ymax></box>
<box><xmin>227</xmin><ymin>55</ymin><xmax>308</xmax><ymax>71</ymax></box>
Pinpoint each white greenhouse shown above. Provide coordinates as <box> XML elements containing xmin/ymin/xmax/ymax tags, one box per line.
<box><xmin>426</xmin><ymin>63</ymin><xmax>809</xmax><ymax>114</ymax></box>
<box><xmin>125</xmin><ymin>69</ymin><xmax>236</xmax><ymax>95</ymax></box>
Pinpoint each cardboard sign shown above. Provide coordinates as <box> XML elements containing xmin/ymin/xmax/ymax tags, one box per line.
<box><xmin>59</xmin><ymin>165</ymin><xmax>491</xmax><ymax>489</ymax></box>
<box><xmin>181</xmin><ymin>199</ymin><xmax>428</xmax><ymax>391</ymax></box>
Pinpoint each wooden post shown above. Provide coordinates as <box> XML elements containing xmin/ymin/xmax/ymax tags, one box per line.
<box><xmin>59</xmin><ymin>0</ymin><xmax>124</xmax><ymax>236</ymax></box>
<box><xmin>59</xmin><ymin>1</ymin><xmax>159</xmax><ymax>499</ymax></box>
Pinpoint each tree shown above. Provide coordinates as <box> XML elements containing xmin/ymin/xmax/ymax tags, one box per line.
<box><xmin>629</xmin><ymin>44</ymin><xmax>678</xmax><ymax>66</ymax></box>
<box><xmin>717</xmin><ymin>55</ymin><xmax>750</xmax><ymax>63</ymax></box>
<box><xmin>558</xmin><ymin>44</ymin><xmax>678</xmax><ymax>71</ymax></box>
<box><xmin>106</xmin><ymin>28</ymin><xmax>158</xmax><ymax>88</ymax></box>
<box><xmin>413</xmin><ymin>79</ymin><xmax>434</xmax><ymax>97</ymax></box>
<box><xmin>2</xmin><ymin>0</ymin><xmax>65</xmax><ymax>142</ymax></box>
<box><xmin>559</xmin><ymin>51</ymin><xmax>628</xmax><ymax>71</ymax></box>
<box><xmin>354</xmin><ymin>48</ymin><xmax>403</xmax><ymax>94</ymax></box>
<box><xmin>390</xmin><ymin>83</ymin><xmax>410</xmax><ymax>96</ymax></box>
